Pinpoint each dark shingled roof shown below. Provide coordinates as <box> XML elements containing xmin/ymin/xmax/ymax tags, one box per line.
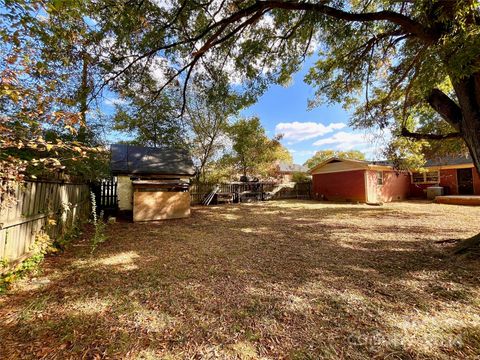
<box><xmin>278</xmin><ymin>162</ymin><xmax>309</xmax><ymax>173</ymax></box>
<box><xmin>425</xmin><ymin>155</ymin><xmax>473</xmax><ymax>167</ymax></box>
<box><xmin>110</xmin><ymin>144</ymin><xmax>195</xmax><ymax>176</ymax></box>
<box><xmin>368</xmin><ymin>160</ymin><xmax>394</xmax><ymax>167</ymax></box>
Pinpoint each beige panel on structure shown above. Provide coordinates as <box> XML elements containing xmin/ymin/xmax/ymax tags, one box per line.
<box><xmin>117</xmin><ymin>176</ymin><xmax>133</xmax><ymax>210</ymax></box>
<box><xmin>311</xmin><ymin>160</ymin><xmax>367</xmax><ymax>175</ymax></box>
<box><xmin>133</xmin><ymin>191</ymin><xmax>190</xmax><ymax>221</ymax></box>
<box><xmin>364</xmin><ymin>170</ymin><xmax>378</xmax><ymax>203</ymax></box>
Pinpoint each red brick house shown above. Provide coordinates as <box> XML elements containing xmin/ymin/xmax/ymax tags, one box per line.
<box><xmin>310</xmin><ymin>158</ymin><xmax>410</xmax><ymax>203</ymax></box>
<box><xmin>310</xmin><ymin>156</ymin><xmax>480</xmax><ymax>203</ymax></box>
<box><xmin>410</xmin><ymin>156</ymin><xmax>480</xmax><ymax>197</ymax></box>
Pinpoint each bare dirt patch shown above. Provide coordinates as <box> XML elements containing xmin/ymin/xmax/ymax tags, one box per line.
<box><xmin>1</xmin><ymin>200</ymin><xmax>479</xmax><ymax>359</ymax></box>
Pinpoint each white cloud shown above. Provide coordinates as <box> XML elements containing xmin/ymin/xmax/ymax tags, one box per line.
<box><xmin>104</xmin><ymin>98</ymin><xmax>127</xmax><ymax>107</ymax></box>
<box><xmin>150</xmin><ymin>0</ymin><xmax>174</xmax><ymax>10</ymax></box>
<box><xmin>293</xmin><ymin>149</ymin><xmax>316</xmax><ymax>157</ymax></box>
<box><xmin>257</xmin><ymin>14</ymin><xmax>275</xmax><ymax>29</ymax></box>
<box><xmin>275</xmin><ymin>121</ymin><xmax>346</xmax><ymax>142</ymax></box>
<box><xmin>312</xmin><ymin>131</ymin><xmax>368</xmax><ymax>150</ymax></box>
<box><xmin>150</xmin><ymin>56</ymin><xmax>172</xmax><ymax>86</ymax></box>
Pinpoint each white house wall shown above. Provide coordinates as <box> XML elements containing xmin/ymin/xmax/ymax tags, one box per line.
<box><xmin>118</xmin><ymin>175</ymin><xmax>133</xmax><ymax>211</ymax></box>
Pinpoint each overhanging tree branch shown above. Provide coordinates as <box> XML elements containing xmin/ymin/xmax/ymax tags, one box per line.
<box><xmin>400</xmin><ymin>128</ymin><xmax>462</xmax><ymax>140</ymax></box>
<box><xmin>98</xmin><ymin>0</ymin><xmax>436</xmax><ymax>109</ymax></box>
<box><xmin>427</xmin><ymin>88</ymin><xmax>463</xmax><ymax>131</ymax></box>
<box><xmin>259</xmin><ymin>1</ymin><xmax>435</xmax><ymax>42</ymax></box>
<box><xmin>189</xmin><ymin>1</ymin><xmax>435</xmax><ymax>59</ymax></box>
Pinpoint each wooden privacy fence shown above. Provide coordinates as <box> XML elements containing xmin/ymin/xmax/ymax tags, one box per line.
<box><xmin>273</xmin><ymin>182</ymin><xmax>311</xmax><ymax>199</ymax></box>
<box><xmin>190</xmin><ymin>181</ymin><xmax>311</xmax><ymax>205</ymax></box>
<box><xmin>0</xmin><ymin>180</ymin><xmax>90</xmax><ymax>268</ymax></box>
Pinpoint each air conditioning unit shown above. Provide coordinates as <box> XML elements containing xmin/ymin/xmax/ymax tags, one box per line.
<box><xmin>426</xmin><ymin>186</ymin><xmax>444</xmax><ymax>200</ymax></box>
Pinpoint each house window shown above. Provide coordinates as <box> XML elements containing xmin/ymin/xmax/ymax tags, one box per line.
<box><xmin>412</xmin><ymin>171</ymin><xmax>439</xmax><ymax>184</ymax></box>
<box><xmin>412</xmin><ymin>172</ymin><xmax>425</xmax><ymax>183</ymax></box>
<box><xmin>425</xmin><ymin>171</ymin><xmax>439</xmax><ymax>183</ymax></box>
<box><xmin>377</xmin><ymin>171</ymin><xmax>383</xmax><ymax>185</ymax></box>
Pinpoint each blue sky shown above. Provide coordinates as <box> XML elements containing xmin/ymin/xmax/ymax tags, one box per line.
<box><xmin>6</xmin><ymin>2</ymin><xmax>387</xmax><ymax>166</ymax></box>
<box><xmin>241</xmin><ymin>56</ymin><xmax>386</xmax><ymax>165</ymax></box>
<box><xmin>103</xmin><ymin>55</ymin><xmax>388</xmax><ymax>164</ymax></box>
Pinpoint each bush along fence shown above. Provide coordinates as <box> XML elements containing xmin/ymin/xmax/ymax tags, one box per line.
<box><xmin>190</xmin><ymin>181</ymin><xmax>311</xmax><ymax>205</ymax></box>
<box><xmin>0</xmin><ymin>179</ymin><xmax>90</xmax><ymax>277</ymax></box>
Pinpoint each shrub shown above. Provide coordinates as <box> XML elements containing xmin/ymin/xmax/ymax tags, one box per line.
<box><xmin>89</xmin><ymin>192</ymin><xmax>108</xmax><ymax>253</ymax></box>
<box><xmin>292</xmin><ymin>171</ymin><xmax>310</xmax><ymax>183</ymax></box>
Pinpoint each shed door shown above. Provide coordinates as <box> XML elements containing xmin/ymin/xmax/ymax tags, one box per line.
<box><xmin>457</xmin><ymin>168</ymin><xmax>474</xmax><ymax>195</ymax></box>
<box><xmin>365</xmin><ymin>171</ymin><xmax>378</xmax><ymax>203</ymax></box>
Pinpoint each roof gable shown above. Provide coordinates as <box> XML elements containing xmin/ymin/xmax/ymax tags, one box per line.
<box><xmin>309</xmin><ymin>157</ymin><xmax>394</xmax><ymax>174</ymax></box>
<box><xmin>110</xmin><ymin>144</ymin><xmax>195</xmax><ymax>176</ymax></box>
<box><xmin>278</xmin><ymin>162</ymin><xmax>309</xmax><ymax>173</ymax></box>
<box><xmin>309</xmin><ymin>157</ymin><xmax>369</xmax><ymax>174</ymax></box>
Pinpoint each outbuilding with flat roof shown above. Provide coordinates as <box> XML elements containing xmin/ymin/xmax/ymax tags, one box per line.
<box><xmin>110</xmin><ymin>144</ymin><xmax>195</xmax><ymax>221</ymax></box>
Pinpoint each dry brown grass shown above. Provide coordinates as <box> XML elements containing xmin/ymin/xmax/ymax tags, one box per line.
<box><xmin>1</xmin><ymin>200</ymin><xmax>480</xmax><ymax>359</ymax></box>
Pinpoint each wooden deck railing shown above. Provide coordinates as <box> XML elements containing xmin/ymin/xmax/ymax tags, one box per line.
<box><xmin>190</xmin><ymin>181</ymin><xmax>311</xmax><ymax>205</ymax></box>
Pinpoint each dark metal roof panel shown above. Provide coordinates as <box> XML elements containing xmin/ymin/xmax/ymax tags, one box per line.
<box><xmin>368</xmin><ymin>160</ymin><xmax>394</xmax><ymax>167</ymax></box>
<box><xmin>110</xmin><ymin>144</ymin><xmax>195</xmax><ymax>176</ymax></box>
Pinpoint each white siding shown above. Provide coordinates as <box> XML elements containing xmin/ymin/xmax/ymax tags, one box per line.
<box><xmin>117</xmin><ymin>175</ymin><xmax>133</xmax><ymax>210</ymax></box>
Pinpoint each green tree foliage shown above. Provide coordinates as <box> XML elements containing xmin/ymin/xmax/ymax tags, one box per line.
<box><xmin>226</xmin><ymin>117</ymin><xmax>292</xmax><ymax>178</ymax></box>
<box><xmin>304</xmin><ymin>150</ymin><xmax>366</xmax><ymax>170</ymax></box>
<box><xmin>112</xmin><ymin>89</ymin><xmax>186</xmax><ymax>149</ymax></box>
<box><xmin>0</xmin><ymin>1</ymin><xmax>107</xmax><ymax>209</ymax></box>
<box><xmin>386</xmin><ymin>105</ymin><xmax>469</xmax><ymax>169</ymax></box>
<box><xmin>91</xmin><ymin>1</ymin><xmax>480</xmax><ymax>174</ymax></box>
<box><xmin>2</xmin><ymin>1</ymin><xmax>106</xmax><ymax>142</ymax></box>
<box><xmin>110</xmin><ymin>71</ymin><xmax>244</xmax><ymax>181</ymax></box>
<box><xmin>186</xmin><ymin>86</ymin><xmax>241</xmax><ymax>182</ymax></box>
<box><xmin>291</xmin><ymin>171</ymin><xmax>310</xmax><ymax>183</ymax></box>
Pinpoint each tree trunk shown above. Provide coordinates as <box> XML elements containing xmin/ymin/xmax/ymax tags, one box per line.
<box><xmin>453</xmin><ymin>233</ymin><xmax>480</xmax><ymax>256</ymax></box>
<box><xmin>450</xmin><ymin>73</ymin><xmax>480</xmax><ymax>254</ymax></box>
<box><xmin>453</xmin><ymin>73</ymin><xmax>480</xmax><ymax>172</ymax></box>
<box><xmin>77</xmin><ymin>52</ymin><xmax>89</xmax><ymax>143</ymax></box>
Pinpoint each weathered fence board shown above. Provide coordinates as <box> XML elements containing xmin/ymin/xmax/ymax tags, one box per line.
<box><xmin>0</xmin><ymin>180</ymin><xmax>90</xmax><ymax>269</ymax></box>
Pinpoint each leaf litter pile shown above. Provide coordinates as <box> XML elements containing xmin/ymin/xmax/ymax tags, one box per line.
<box><xmin>1</xmin><ymin>200</ymin><xmax>480</xmax><ymax>359</ymax></box>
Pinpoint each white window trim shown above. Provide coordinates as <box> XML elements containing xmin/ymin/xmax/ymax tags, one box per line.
<box><xmin>411</xmin><ymin>170</ymin><xmax>440</xmax><ymax>184</ymax></box>
<box><xmin>376</xmin><ymin>171</ymin><xmax>384</xmax><ymax>186</ymax></box>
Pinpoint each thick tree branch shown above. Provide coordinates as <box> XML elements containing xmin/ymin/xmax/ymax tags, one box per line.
<box><xmin>427</xmin><ymin>88</ymin><xmax>463</xmax><ymax>131</ymax></box>
<box><xmin>400</xmin><ymin>128</ymin><xmax>462</xmax><ymax>140</ymax></box>
<box><xmin>192</xmin><ymin>1</ymin><xmax>435</xmax><ymax>58</ymax></box>
<box><xmin>260</xmin><ymin>1</ymin><xmax>435</xmax><ymax>42</ymax></box>
<box><xmin>101</xmin><ymin>0</ymin><xmax>439</xmax><ymax>117</ymax></box>
<box><xmin>194</xmin><ymin>9</ymin><xmax>267</xmax><ymax>57</ymax></box>
<box><xmin>98</xmin><ymin>0</ymin><xmax>434</xmax><ymax>104</ymax></box>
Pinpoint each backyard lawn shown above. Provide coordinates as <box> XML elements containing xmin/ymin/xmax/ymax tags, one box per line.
<box><xmin>1</xmin><ymin>200</ymin><xmax>480</xmax><ymax>359</ymax></box>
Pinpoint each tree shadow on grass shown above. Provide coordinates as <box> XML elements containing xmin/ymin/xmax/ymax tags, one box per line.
<box><xmin>1</xmin><ymin>201</ymin><xmax>479</xmax><ymax>359</ymax></box>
